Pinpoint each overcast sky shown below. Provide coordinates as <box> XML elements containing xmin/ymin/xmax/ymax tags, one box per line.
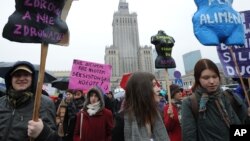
<box><xmin>0</xmin><ymin>0</ymin><xmax>249</xmax><ymax>75</ymax></box>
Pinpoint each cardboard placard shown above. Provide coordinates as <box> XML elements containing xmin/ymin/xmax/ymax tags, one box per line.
<box><xmin>2</xmin><ymin>0</ymin><xmax>69</xmax><ymax>45</ymax></box>
<box><xmin>69</xmin><ymin>59</ymin><xmax>112</xmax><ymax>93</ymax></box>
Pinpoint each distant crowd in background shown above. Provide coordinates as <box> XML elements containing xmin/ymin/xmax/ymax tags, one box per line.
<box><xmin>0</xmin><ymin>59</ymin><xmax>250</xmax><ymax>141</ymax></box>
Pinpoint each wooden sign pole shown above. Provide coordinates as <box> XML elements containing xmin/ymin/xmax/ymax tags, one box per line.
<box><xmin>30</xmin><ymin>43</ymin><xmax>48</xmax><ymax>141</ymax></box>
<box><xmin>165</xmin><ymin>69</ymin><xmax>173</xmax><ymax>118</ymax></box>
<box><xmin>32</xmin><ymin>43</ymin><xmax>49</xmax><ymax>121</ymax></box>
<box><xmin>229</xmin><ymin>47</ymin><xmax>250</xmax><ymax>106</ymax></box>
<box><xmin>30</xmin><ymin>1</ymin><xmax>73</xmax><ymax>137</ymax></box>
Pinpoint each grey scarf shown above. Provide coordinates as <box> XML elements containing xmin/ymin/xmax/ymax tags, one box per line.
<box><xmin>124</xmin><ymin>113</ymin><xmax>169</xmax><ymax>141</ymax></box>
<box><xmin>196</xmin><ymin>87</ymin><xmax>231</xmax><ymax>127</ymax></box>
<box><xmin>196</xmin><ymin>86</ymin><xmax>221</xmax><ymax>112</ymax></box>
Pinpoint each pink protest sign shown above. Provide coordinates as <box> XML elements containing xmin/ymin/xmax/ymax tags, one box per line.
<box><xmin>68</xmin><ymin>59</ymin><xmax>112</xmax><ymax>93</ymax></box>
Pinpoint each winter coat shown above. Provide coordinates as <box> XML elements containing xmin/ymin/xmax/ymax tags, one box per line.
<box><xmin>74</xmin><ymin>109</ymin><xmax>113</xmax><ymax>141</ymax></box>
<box><xmin>0</xmin><ymin>61</ymin><xmax>57</xmax><ymax>141</ymax></box>
<box><xmin>0</xmin><ymin>95</ymin><xmax>57</xmax><ymax>141</ymax></box>
<box><xmin>112</xmin><ymin>112</ymin><xmax>124</xmax><ymax>141</ymax></box>
<box><xmin>104</xmin><ymin>94</ymin><xmax>115</xmax><ymax>114</ymax></box>
<box><xmin>73</xmin><ymin>86</ymin><xmax>114</xmax><ymax>141</ymax></box>
<box><xmin>63</xmin><ymin>100</ymin><xmax>80</xmax><ymax>141</ymax></box>
<box><xmin>181</xmin><ymin>91</ymin><xmax>243</xmax><ymax>141</ymax></box>
<box><xmin>164</xmin><ymin>103</ymin><xmax>182</xmax><ymax>141</ymax></box>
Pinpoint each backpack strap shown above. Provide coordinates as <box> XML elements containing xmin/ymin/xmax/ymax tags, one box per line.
<box><xmin>189</xmin><ymin>94</ymin><xmax>198</xmax><ymax>121</ymax></box>
<box><xmin>223</xmin><ymin>89</ymin><xmax>247</xmax><ymax>122</ymax></box>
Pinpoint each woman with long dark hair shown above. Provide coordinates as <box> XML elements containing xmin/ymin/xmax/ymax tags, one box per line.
<box><xmin>112</xmin><ymin>72</ymin><xmax>169</xmax><ymax>141</ymax></box>
<box><xmin>181</xmin><ymin>58</ymin><xmax>250</xmax><ymax>141</ymax></box>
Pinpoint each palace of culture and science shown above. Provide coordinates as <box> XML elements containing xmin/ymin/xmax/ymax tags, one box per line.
<box><xmin>105</xmin><ymin>0</ymin><xmax>154</xmax><ymax>89</ymax></box>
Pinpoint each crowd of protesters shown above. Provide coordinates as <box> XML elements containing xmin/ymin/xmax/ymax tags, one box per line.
<box><xmin>1</xmin><ymin>59</ymin><xmax>250</xmax><ymax>141</ymax></box>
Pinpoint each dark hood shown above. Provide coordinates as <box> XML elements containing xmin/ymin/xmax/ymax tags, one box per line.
<box><xmin>83</xmin><ymin>86</ymin><xmax>105</xmax><ymax>110</ymax></box>
<box><xmin>4</xmin><ymin>61</ymin><xmax>37</xmax><ymax>94</ymax></box>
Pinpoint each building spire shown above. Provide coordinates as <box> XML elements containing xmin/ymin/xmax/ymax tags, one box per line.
<box><xmin>118</xmin><ymin>0</ymin><xmax>128</xmax><ymax>13</ymax></box>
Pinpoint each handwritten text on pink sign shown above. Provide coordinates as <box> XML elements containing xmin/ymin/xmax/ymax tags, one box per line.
<box><xmin>69</xmin><ymin>59</ymin><xmax>112</xmax><ymax>93</ymax></box>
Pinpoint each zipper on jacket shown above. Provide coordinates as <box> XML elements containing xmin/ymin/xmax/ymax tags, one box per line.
<box><xmin>3</xmin><ymin>109</ymin><xmax>15</xmax><ymax>141</ymax></box>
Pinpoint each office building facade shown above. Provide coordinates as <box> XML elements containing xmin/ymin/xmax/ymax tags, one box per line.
<box><xmin>183</xmin><ymin>50</ymin><xmax>202</xmax><ymax>74</ymax></box>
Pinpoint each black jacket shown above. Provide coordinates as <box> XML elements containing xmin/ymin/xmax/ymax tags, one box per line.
<box><xmin>112</xmin><ymin>112</ymin><xmax>124</xmax><ymax>141</ymax></box>
<box><xmin>0</xmin><ymin>61</ymin><xmax>57</xmax><ymax>141</ymax></box>
<box><xmin>0</xmin><ymin>95</ymin><xmax>57</xmax><ymax>141</ymax></box>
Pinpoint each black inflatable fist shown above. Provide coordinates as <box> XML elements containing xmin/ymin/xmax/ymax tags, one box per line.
<box><xmin>151</xmin><ymin>30</ymin><xmax>176</xmax><ymax>69</ymax></box>
<box><xmin>2</xmin><ymin>0</ymin><xmax>69</xmax><ymax>44</ymax></box>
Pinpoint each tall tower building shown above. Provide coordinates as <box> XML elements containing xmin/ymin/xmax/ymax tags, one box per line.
<box><xmin>105</xmin><ymin>0</ymin><xmax>153</xmax><ymax>78</ymax></box>
<box><xmin>113</xmin><ymin>0</ymin><xmax>140</xmax><ymax>75</ymax></box>
<box><xmin>105</xmin><ymin>0</ymin><xmax>153</xmax><ymax>89</ymax></box>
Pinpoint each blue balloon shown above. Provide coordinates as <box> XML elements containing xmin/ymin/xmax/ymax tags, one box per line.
<box><xmin>192</xmin><ymin>0</ymin><xmax>245</xmax><ymax>46</ymax></box>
